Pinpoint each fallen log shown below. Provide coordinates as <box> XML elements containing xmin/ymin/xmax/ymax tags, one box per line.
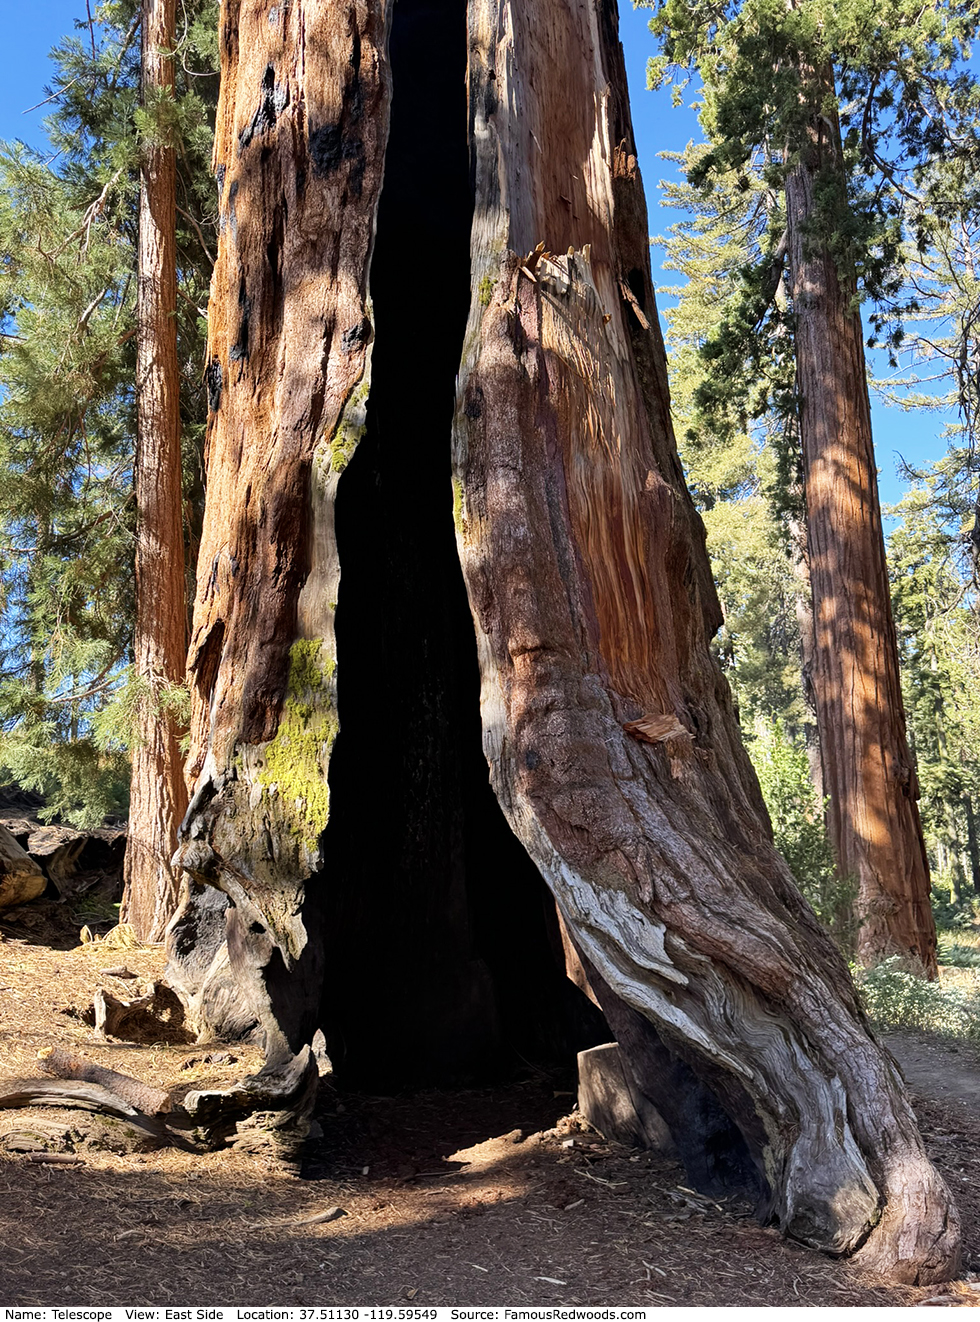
<box><xmin>0</xmin><ymin>1112</ymin><xmax>160</xmax><ymax>1156</ymax></box>
<box><xmin>37</xmin><ymin>1046</ymin><xmax>171</xmax><ymax>1115</ymax></box>
<box><xmin>0</xmin><ymin>1077</ymin><xmax>169</xmax><ymax>1144</ymax></box>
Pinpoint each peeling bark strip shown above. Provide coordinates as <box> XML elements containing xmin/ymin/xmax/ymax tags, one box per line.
<box><xmin>166</xmin><ymin>0</ymin><xmax>390</xmax><ymax>1072</ymax></box>
<box><xmin>454</xmin><ymin>0</ymin><xmax>959</xmax><ymax>1282</ymax></box>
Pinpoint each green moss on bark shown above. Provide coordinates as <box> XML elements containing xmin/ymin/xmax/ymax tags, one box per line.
<box><xmin>328</xmin><ymin>379</ymin><xmax>370</xmax><ymax>474</ymax></box>
<box><xmin>256</xmin><ymin>639</ymin><xmax>337</xmax><ymax>845</ymax></box>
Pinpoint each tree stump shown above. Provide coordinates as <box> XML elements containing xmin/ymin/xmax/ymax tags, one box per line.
<box><xmin>0</xmin><ymin>824</ymin><xmax>46</xmax><ymax>910</ymax></box>
<box><xmin>577</xmin><ymin>1042</ymin><xmax>674</xmax><ymax>1154</ymax></box>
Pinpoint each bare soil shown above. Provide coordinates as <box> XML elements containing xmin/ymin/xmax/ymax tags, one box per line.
<box><xmin>1</xmin><ymin>928</ymin><xmax>979</xmax><ymax>1308</ymax></box>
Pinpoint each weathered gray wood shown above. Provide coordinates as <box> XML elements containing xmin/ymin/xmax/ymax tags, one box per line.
<box><xmin>26</xmin><ymin>827</ymin><xmax>87</xmax><ymax>883</ymax></box>
<box><xmin>0</xmin><ymin>1077</ymin><xmax>169</xmax><ymax>1141</ymax></box>
<box><xmin>25</xmin><ymin>824</ymin><xmax>126</xmax><ymax>896</ymax></box>
<box><xmin>0</xmin><ymin>1117</ymin><xmax>74</xmax><ymax>1152</ymax></box>
<box><xmin>37</xmin><ymin>1046</ymin><xmax>171</xmax><ymax>1114</ymax></box>
<box><xmin>0</xmin><ymin>1112</ymin><xmax>163</xmax><ymax>1155</ymax></box>
<box><xmin>177</xmin><ymin>1045</ymin><xmax>318</xmax><ymax>1154</ymax></box>
<box><xmin>89</xmin><ymin>981</ymin><xmax>185</xmax><ymax>1044</ymax></box>
<box><xmin>577</xmin><ymin>1043</ymin><xmax>674</xmax><ymax>1154</ymax></box>
<box><xmin>0</xmin><ymin>823</ymin><xmax>46</xmax><ymax>910</ymax></box>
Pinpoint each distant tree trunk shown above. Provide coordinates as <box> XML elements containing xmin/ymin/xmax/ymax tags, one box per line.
<box><xmin>784</xmin><ymin>76</ymin><xmax>937</xmax><ymax>975</ymax></box>
<box><xmin>166</xmin><ymin>0</ymin><xmax>959</xmax><ymax>1283</ymax></box>
<box><xmin>122</xmin><ymin>0</ymin><xmax>189</xmax><ymax>942</ymax></box>
<box><xmin>963</xmin><ymin>793</ymin><xmax>980</xmax><ymax>892</ymax></box>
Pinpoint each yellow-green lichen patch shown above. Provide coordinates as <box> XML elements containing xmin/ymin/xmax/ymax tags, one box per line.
<box><xmin>257</xmin><ymin>639</ymin><xmax>337</xmax><ymax>846</ymax></box>
<box><xmin>328</xmin><ymin>378</ymin><xmax>370</xmax><ymax>474</ymax></box>
<box><xmin>478</xmin><ymin>273</ymin><xmax>496</xmax><ymax>307</ymax></box>
<box><xmin>452</xmin><ymin>476</ymin><xmax>464</xmax><ymax>532</ymax></box>
<box><xmin>329</xmin><ymin>426</ymin><xmax>360</xmax><ymax>474</ymax></box>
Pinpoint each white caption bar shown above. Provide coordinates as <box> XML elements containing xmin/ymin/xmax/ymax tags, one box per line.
<box><xmin>0</xmin><ymin>1306</ymin><xmax>922</xmax><ymax>1321</ymax></box>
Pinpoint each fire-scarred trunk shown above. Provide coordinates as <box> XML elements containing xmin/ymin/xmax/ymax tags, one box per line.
<box><xmin>165</xmin><ymin>0</ymin><xmax>959</xmax><ymax>1283</ymax></box>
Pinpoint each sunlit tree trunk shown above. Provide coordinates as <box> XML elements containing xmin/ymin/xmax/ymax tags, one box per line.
<box><xmin>783</xmin><ymin>75</ymin><xmax>937</xmax><ymax>975</ymax></box>
<box><xmin>122</xmin><ymin>0</ymin><xmax>189</xmax><ymax>941</ymax></box>
<box><xmin>165</xmin><ymin>0</ymin><xmax>958</xmax><ymax>1282</ymax></box>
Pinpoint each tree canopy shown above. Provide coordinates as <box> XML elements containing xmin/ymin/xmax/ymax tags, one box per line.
<box><xmin>0</xmin><ymin>0</ymin><xmax>216</xmax><ymax>826</ymax></box>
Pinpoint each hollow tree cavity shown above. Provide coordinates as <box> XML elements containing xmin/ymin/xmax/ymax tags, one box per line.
<box><xmin>166</xmin><ymin>0</ymin><xmax>960</xmax><ymax>1283</ymax></box>
<box><xmin>320</xmin><ymin>0</ymin><xmax>605</xmax><ymax>1086</ymax></box>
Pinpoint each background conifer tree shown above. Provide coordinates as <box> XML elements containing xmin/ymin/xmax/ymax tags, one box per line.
<box><xmin>647</xmin><ymin>0</ymin><xmax>980</xmax><ymax>967</ymax></box>
<box><xmin>0</xmin><ymin>0</ymin><xmax>217</xmax><ymax>849</ymax></box>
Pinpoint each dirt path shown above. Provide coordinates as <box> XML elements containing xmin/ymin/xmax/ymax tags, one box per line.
<box><xmin>1</xmin><ymin>936</ymin><xmax>979</xmax><ymax>1307</ymax></box>
<box><xmin>889</xmin><ymin>1030</ymin><xmax>980</xmax><ymax>1110</ymax></box>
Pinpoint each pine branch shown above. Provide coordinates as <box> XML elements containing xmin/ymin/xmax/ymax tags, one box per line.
<box><xmin>176</xmin><ymin>204</ymin><xmax>216</xmax><ymax>269</ymax></box>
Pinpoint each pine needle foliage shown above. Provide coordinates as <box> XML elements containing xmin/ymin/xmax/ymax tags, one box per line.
<box><xmin>751</xmin><ymin>715</ymin><xmax>853</xmax><ymax>940</ymax></box>
<box><xmin>647</xmin><ymin>0</ymin><xmax>980</xmax><ymax>407</ymax></box>
<box><xmin>657</xmin><ymin>146</ymin><xmax>806</xmax><ymax>734</ymax></box>
<box><xmin>0</xmin><ymin>0</ymin><xmax>217</xmax><ymax>826</ymax></box>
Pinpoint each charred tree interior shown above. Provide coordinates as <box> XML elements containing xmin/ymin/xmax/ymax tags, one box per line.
<box><xmin>167</xmin><ymin>0</ymin><xmax>960</xmax><ymax>1282</ymax></box>
<box><xmin>319</xmin><ymin>0</ymin><xmax>608</xmax><ymax>1088</ymax></box>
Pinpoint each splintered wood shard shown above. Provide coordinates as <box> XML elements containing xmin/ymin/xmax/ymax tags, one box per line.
<box><xmin>623</xmin><ymin>714</ymin><xmax>693</xmax><ymax>744</ymax></box>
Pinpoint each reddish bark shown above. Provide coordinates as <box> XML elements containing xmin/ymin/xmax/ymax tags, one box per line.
<box><xmin>166</xmin><ymin>0</ymin><xmax>391</xmax><ymax>1077</ymax></box>
<box><xmin>122</xmin><ymin>0</ymin><xmax>189</xmax><ymax>942</ymax></box>
<box><xmin>452</xmin><ymin>0</ymin><xmax>957</xmax><ymax>1279</ymax></box>
<box><xmin>163</xmin><ymin>0</ymin><xmax>958</xmax><ymax>1282</ymax></box>
<box><xmin>784</xmin><ymin>88</ymin><xmax>937</xmax><ymax>974</ymax></box>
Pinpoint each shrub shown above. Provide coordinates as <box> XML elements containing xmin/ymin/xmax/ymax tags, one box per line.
<box><xmin>749</xmin><ymin>716</ymin><xmax>854</xmax><ymax>939</ymax></box>
<box><xmin>857</xmin><ymin>956</ymin><xmax>980</xmax><ymax>1040</ymax></box>
<box><xmin>937</xmin><ymin>928</ymin><xmax>980</xmax><ymax>969</ymax></box>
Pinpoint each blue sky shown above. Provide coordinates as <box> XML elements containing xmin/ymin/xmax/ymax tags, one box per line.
<box><xmin>5</xmin><ymin>4</ymin><xmax>83</xmax><ymax>152</ymax></box>
<box><xmin>4</xmin><ymin>2</ymin><xmax>952</xmax><ymax>508</ymax></box>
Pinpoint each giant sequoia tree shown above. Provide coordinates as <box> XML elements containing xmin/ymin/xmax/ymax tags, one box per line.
<box><xmin>645</xmin><ymin>0</ymin><xmax>980</xmax><ymax>973</ymax></box>
<box><xmin>165</xmin><ymin>0</ymin><xmax>961</xmax><ymax>1283</ymax></box>
<box><xmin>782</xmin><ymin>75</ymin><xmax>936</xmax><ymax>972</ymax></box>
<box><xmin>123</xmin><ymin>0</ymin><xmax>191</xmax><ymax>940</ymax></box>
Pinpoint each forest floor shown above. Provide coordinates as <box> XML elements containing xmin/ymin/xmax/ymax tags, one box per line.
<box><xmin>1</xmin><ymin>916</ymin><xmax>979</xmax><ymax>1308</ymax></box>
